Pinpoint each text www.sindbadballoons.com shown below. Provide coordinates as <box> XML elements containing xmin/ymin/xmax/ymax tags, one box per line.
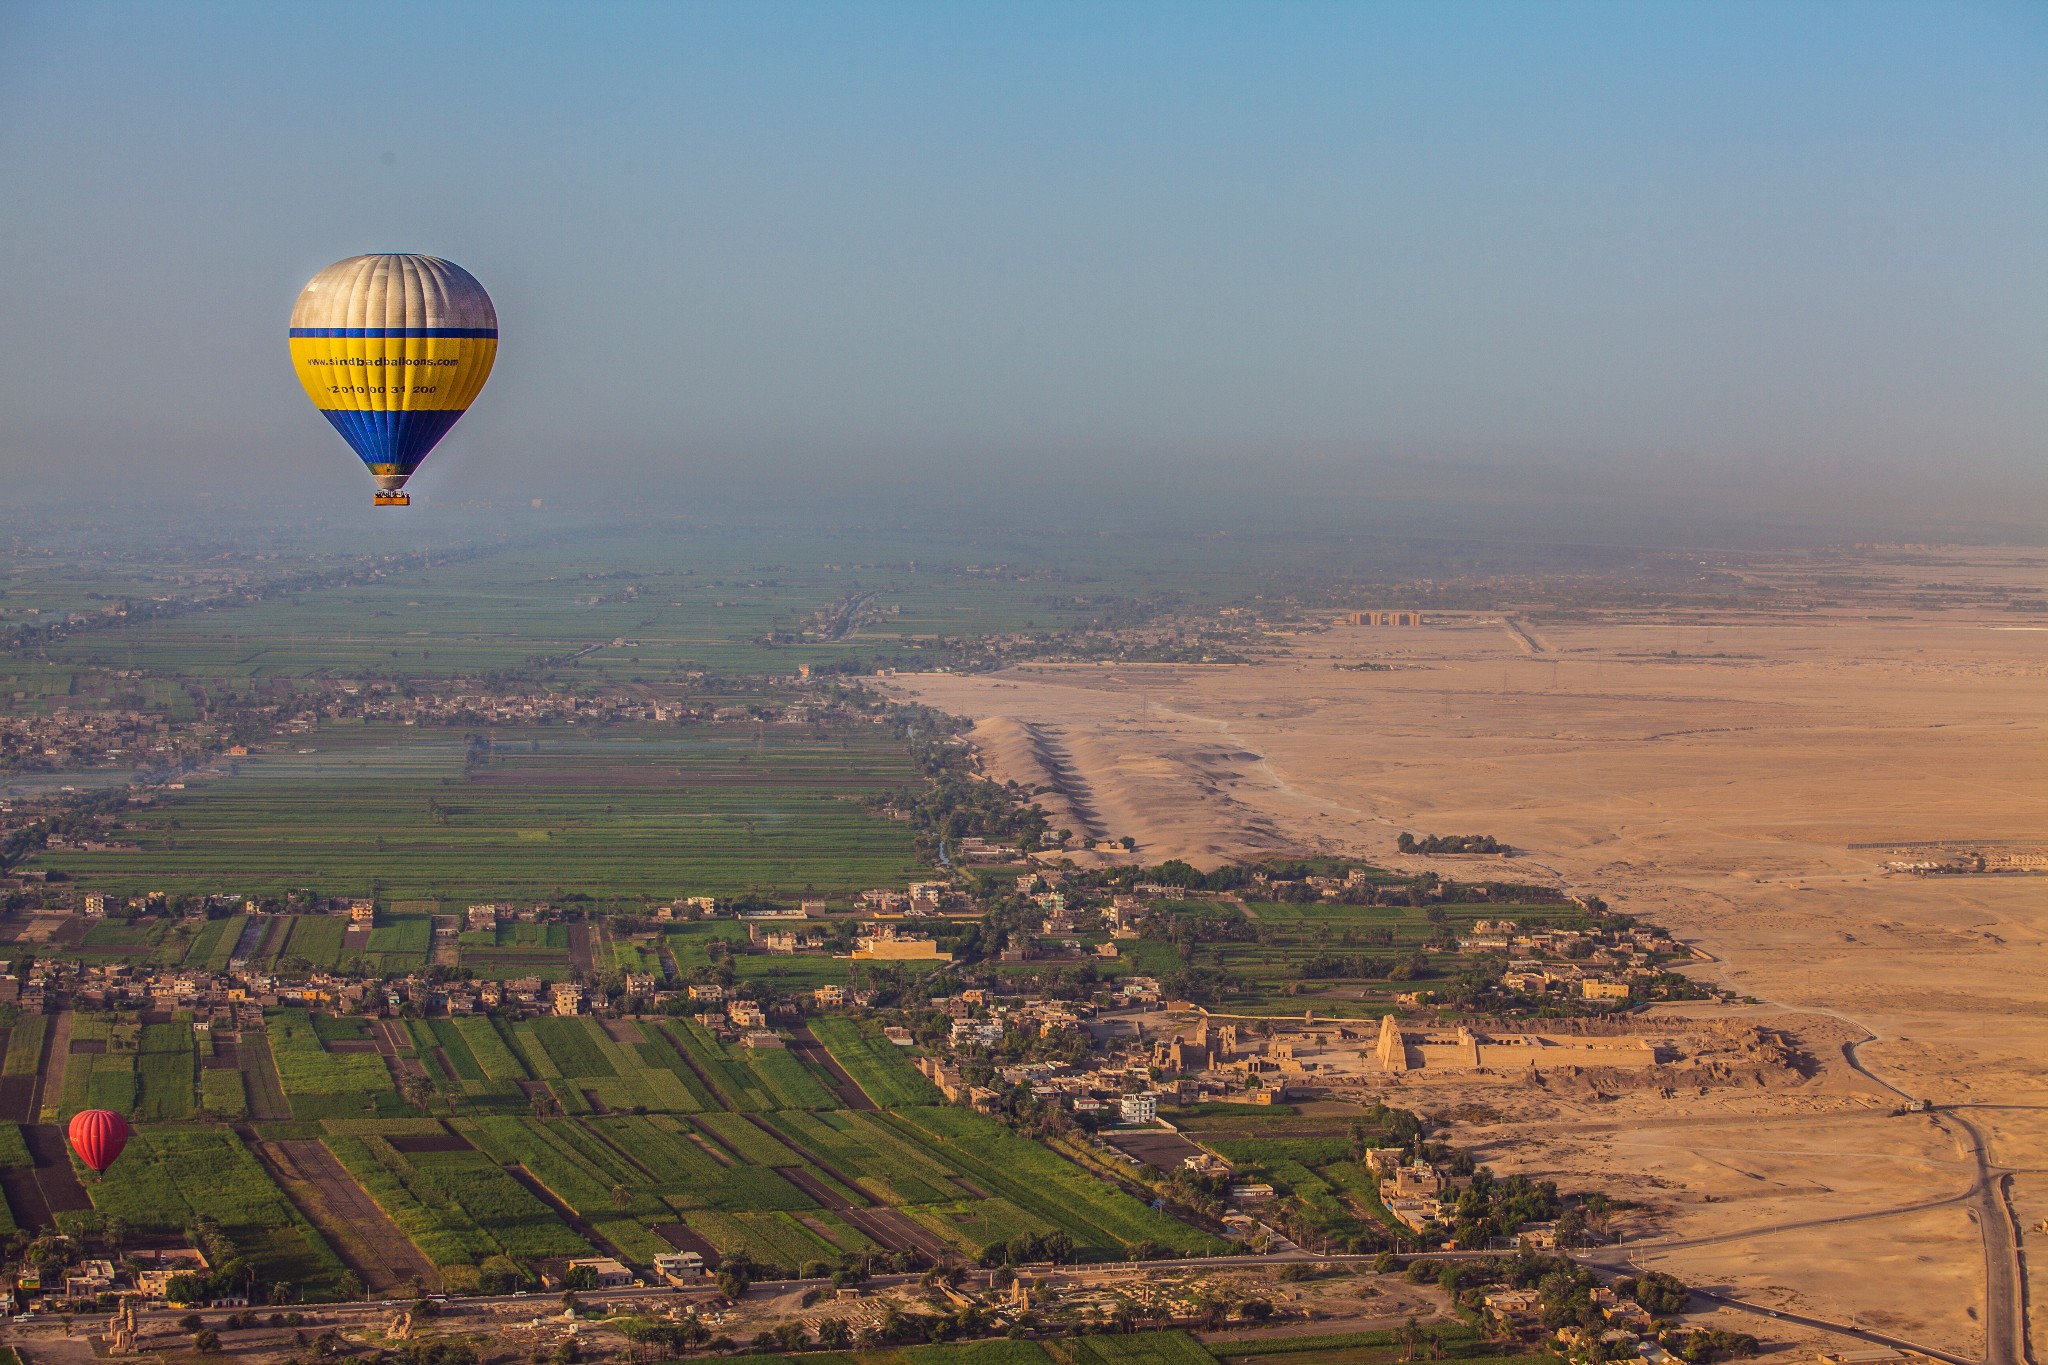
<box><xmin>303</xmin><ymin>356</ymin><xmax>463</xmax><ymax>366</ymax></box>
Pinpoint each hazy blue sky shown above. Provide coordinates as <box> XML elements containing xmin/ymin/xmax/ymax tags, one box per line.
<box><xmin>2</xmin><ymin>1</ymin><xmax>2043</xmax><ymax>536</ymax></box>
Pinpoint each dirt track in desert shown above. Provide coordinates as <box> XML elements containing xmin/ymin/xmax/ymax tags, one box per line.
<box><xmin>891</xmin><ymin>553</ymin><xmax>2048</xmax><ymax>1357</ymax></box>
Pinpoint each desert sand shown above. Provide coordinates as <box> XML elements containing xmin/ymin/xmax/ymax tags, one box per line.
<box><xmin>889</xmin><ymin>549</ymin><xmax>2048</xmax><ymax>1358</ymax></box>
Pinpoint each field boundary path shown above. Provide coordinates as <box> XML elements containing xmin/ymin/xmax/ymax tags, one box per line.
<box><xmin>734</xmin><ymin>1113</ymin><xmax>950</xmax><ymax>1259</ymax></box>
<box><xmin>783</xmin><ymin>1024</ymin><xmax>876</xmax><ymax>1110</ymax></box>
<box><xmin>231</xmin><ymin>916</ymin><xmax>270</xmax><ymax>963</ymax></box>
<box><xmin>432</xmin><ymin>915</ymin><xmax>460</xmax><ymax>968</ymax></box>
<box><xmin>567</xmin><ymin>922</ymin><xmax>596</xmax><ymax>974</ymax></box>
<box><xmin>35</xmin><ymin>1011</ymin><xmax>73</xmax><ymax>1125</ymax></box>
<box><xmin>373</xmin><ymin>1020</ymin><xmax>427</xmax><ymax>1082</ymax></box>
<box><xmin>0</xmin><ymin>1012</ymin><xmax>92</xmax><ymax>1231</ymax></box>
<box><xmin>236</xmin><ymin>1030</ymin><xmax>292</xmax><ymax>1121</ymax></box>
<box><xmin>242</xmin><ymin>1129</ymin><xmax>438</xmax><ymax>1294</ymax></box>
<box><xmin>501</xmin><ymin>1164</ymin><xmax>626</xmax><ymax>1261</ymax></box>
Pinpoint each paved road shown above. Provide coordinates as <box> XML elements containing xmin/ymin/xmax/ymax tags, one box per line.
<box><xmin>1699</xmin><ymin>981</ymin><xmax>2035</xmax><ymax>1365</ymax></box>
<box><xmin>20</xmin><ymin>1238</ymin><xmax>1994</xmax><ymax>1365</ymax></box>
<box><xmin>1947</xmin><ymin>1109</ymin><xmax>2030</xmax><ymax>1365</ymax></box>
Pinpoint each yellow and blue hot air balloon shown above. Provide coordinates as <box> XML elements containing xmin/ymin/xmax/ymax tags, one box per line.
<box><xmin>288</xmin><ymin>254</ymin><xmax>497</xmax><ymax>506</ymax></box>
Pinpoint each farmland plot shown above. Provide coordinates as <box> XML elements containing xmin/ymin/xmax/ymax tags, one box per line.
<box><xmin>134</xmin><ymin>1023</ymin><xmax>196</xmax><ymax>1122</ymax></box>
<box><xmin>878</xmin><ymin>1108</ymin><xmax>1228</xmax><ymax>1259</ymax></box>
<box><xmin>81</xmin><ymin>1126</ymin><xmax>348</xmax><ymax>1294</ymax></box>
<box><xmin>269</xmin><ymin>1009</ymin><xmax>404</xmax><ymax>1119</ymax></box>
<box><xmin>810</xmin><ymin>1017</ymin><xmax>942</xmax><ymax>1107</ymax></box>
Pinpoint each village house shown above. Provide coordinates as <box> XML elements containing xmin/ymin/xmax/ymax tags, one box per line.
<box><xmin>565</xmin><ymin>1257</ymin><xmax>637</xmax><ymax>1289</ymax></box>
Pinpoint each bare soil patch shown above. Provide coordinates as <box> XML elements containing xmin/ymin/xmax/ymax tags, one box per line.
<box><xmin>252</xmin><ymin>1136</ymin><xmax>438</xmax><ymax>1293</ymax></box>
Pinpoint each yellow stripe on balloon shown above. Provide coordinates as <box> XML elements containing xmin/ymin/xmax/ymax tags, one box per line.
<box><xmin>288</xmin><ymin>336</ymin><xmax>498</xmax><ymax>413</ymax></box>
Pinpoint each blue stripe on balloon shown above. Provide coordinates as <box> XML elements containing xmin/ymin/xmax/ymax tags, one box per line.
<box><xmin>320</xmin><ymin>408</ymin><xmax>469</xmax><ymax>473</ymax></box>
<box><xmin>290</xmin><ymin>327</ymin><xmax>497</xmax><ymax>338</ymax></box>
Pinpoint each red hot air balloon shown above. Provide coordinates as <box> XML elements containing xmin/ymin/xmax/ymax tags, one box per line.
<box><xmin>67</xmin><ymin>1109</ymin><xmax>131</xmax><ymax>1175</ymax></box>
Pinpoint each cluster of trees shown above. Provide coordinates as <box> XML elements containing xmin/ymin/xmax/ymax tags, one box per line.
<box><xmin>973</xmin><ymin>1228</ymin><xmax>1077</xmax><ymax>1267</ymax></box>
<box><xmin>1620</xmin><ymin>1270</ymin><xmax>1692</xmax><ymax>1314</ymax></box>
<box><xmin>162</xmin><ymin>1217</ymin><xmax>292</xmax><ymax>1306</ymax></box>
<box><xmin>886</xmin><ymin>707</ymin><xmax>1051</xmax><ymax>857</ymax></box>
<box><xmin>1397</xmin><ymin>832</ymin><xmax>1504</xmax><ymax>855</ymax></box>
<box><xmin>1439</xmin><ymin>1169</ymin><xmax>1562</xmax><ymax>1249</ymax></box>
<box><xmin>1300</xmin><ymin>950</ymin><xmax>1430</xmax><ymax>981</ymax></box>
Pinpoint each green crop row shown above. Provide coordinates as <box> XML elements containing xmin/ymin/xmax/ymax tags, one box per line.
<box><xmin>660</xmin><ymin>1022</ymin><xmax>776</xmax><ymax>1112</ymax></box>
<box><xmin>904</xmin><ymin>1197</ymin><xmax>1057</xmax><ymax>1256</ymax></box>
<box><xmin>690</xmin><ymin>1111</ymin><xmax>799</xmax><ymax>1167</ymax></box>
<box><xmin>587</xmin><ymin>1115</ymin><xmax>725</xmax><ymax>1186</ymax></box>
<box><xmin>738</xmin><ymin>1046</ymin><xmax>841</xmax><ymax>1111</ymax></box>
<box><xmin>683</xmin><ymin>1209</ymin><xmax>842</xmax><ymax>1274</ymax></box>
<box><xmin>325</xmin><ymin>1135</ymin><xmax>499</xmax><ymax>1269</ymax></box>
<box><xmin>809</xmin><ymin>1017</ymin><xmax>942</xmax><ymax>1108</ymax></box>
<box><xmin>134</xmin><ymin>1026</ymin><xmax>196</xmax><ymax>1122</ymax></box>
<box><xmin>527</xmin><ymin>1018</ymin><xmax>617</xmax><ymax>1079</ymax></box>
<box><xmin>451</xmin><ymin>1017</ymin><xmax>529</xmax><ymax>1084</ymax></box>
<box><xmin>767</xmin><ymin>1110</ymin><xmax>959</xmax><ymax>1205</ymax></box>
<box><xmin>628</xmin><ymin>1031</ymin><xmax>717</xmax><ymax>1112</ymax></box>
<box><xmin>199</xmin><ymin>1067</ymin><xmax>248</xmax><ymax>1120</ymax></box>
<box><xmin>82</xmin><ymin>1126</ymin><xmax>347</xmax><ymax>1294</ymax></box>
<box><xmin>268</xmin><ymin>1009</ymin><xmax>397</xmax><ymax>1114</ymax></box>
<box><xmin>1068</xmin><ymin>1333</ymin><xmax>1221</xmax><ymax>1365</ymax></box>
<box><xmin>404</xmin><ymin>1147</ymin><xmax>593</xmax><ymax>1261</ymax></box>
<box><xmin>463</xmin><ymin>1115</ymin><xmax>666</xmax><ymax>1223</ymax></box>
<box><xmin>881</xmin><ymin>1109</ymin><xmax>1226</xmax><ymax>1259</ymax></box>
<box><xmin>2</xmin><ymin>1018</ymin><xmax>46</xmax><ymax>1076</ymax></box>
<box><xmin>180</xmin><ymin>917</ymin><xmax>237</xmax><ymax>970</ymax></box>
<box><xmin>281</xmin><ymin>916</ymin><xmax>348</xmax><ymax>969</ymax></box>
<box><xmin>423</xmin><ymin>1019</ymin><xmax>486</xmax><ymax>1082</ymax></box>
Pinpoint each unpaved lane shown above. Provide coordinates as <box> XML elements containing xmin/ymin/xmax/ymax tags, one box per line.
<box><xmin>247</xmin><ymin>1134</ymin><xmax>438</xmax><ymax>1293</ymax></box>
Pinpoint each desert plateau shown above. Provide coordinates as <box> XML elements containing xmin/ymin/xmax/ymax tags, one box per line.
<box><xmin>892</xmin><ymin>547</ymin><xmax>2048</xmax><ymax>1356</ymax></box>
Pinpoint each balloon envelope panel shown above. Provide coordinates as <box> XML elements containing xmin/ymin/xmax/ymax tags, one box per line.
<box><xmin>67</xmin><ymin>1107</ymin><xmax>131</xmax><ymax>1174</ymax></box>
<box><xmin>288</xmin><ymin>255</ymin><xmax>497</xmax><ymax>490</ymax></box>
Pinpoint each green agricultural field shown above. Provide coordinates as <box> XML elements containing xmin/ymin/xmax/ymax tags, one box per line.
<box><xmin>664</xmin><ymin>921</ymin><xmax>747</xmax><ymax>971</ymax></box>
<box><xmin>878</xmin><ymin>1108</ymin><xmax>1228</xmax><ymax>1259</ymax></box>
<box><xmin>764</xmin><ymin>1110</ymin><xmax>967</xmax><ymax>1206</ymax></box>
<box><xmin>133</xmin><ymin>1022</ymin><xmax>196</xmax><ymax>1121</ymax></box>
<box><xmin>56</xmin><ymin>1018</ymin><xmax>143</xmax><ymax>1122</ymax></box>
<box><xmin>683</xmin><ymin>1209</ymin><xmax>846</xmax><ymax>1272</ymax></box>
<box><xmin>1068</xmin><ymin>1334</ymin><xmax>1223</xmax><ymax>1365</ymax></box>
<box><xmin>729</xmin><ymin>955</ymin><xmax>854</xmax><ymax>990</ymax></box>
<box><xmin>451</xmin><ymin>1017</ymin><xmax>531</xmax><ymax>1084</ymax></box>
<box><xmin>40</xmin><ymin>724</ymin><xmax>923</xmax><ymax>901</ymax></box>
<box><xmin>399</xmin><ymin>1145</ymin><xmax>594</xmax><ymax>1261</ymax></box>
<box><xmin>268</xmin><ymin>1009</ymin><xmax>405</xmax><ymax>1118</ymax></box>
<box><xmin>325</xmin><ymin>1134</ymin><xmax>502</xmax><ymax>1270</ymax></box>
<box><xmin>1157</xmin><ymin>895</ymin><xmax>1584</xmax><ymax>1018</ymax></box>
<box><xmin>199</xmin><ymin>1065</ymin><xmax>249</xmax><ymax>1119</ymax></box>
<box><xmin>37</xmin><ymin>523</ymin><xmax>1251</xmax><ymax>683</ymax></box>
<box><xmin>354</xmin><ymin>913</ymin><xmax>433</xmax><ymax>973</ymax></box>
<box><xmin>622</xmin><ymin>1029</ymin><xmax>718</xmax><ymax>1112</ymax></box>
<box><xmin>78</xmin><ymin>1126</ymin><xmax>348</xmax><ymax>1295</ymax></box>
<box><xmin>810</xmin><ymin>1017</ymin><xmax>942</xmax><ymax>1107</ymax></box>
<box><xmin>659</xmin><ymin>1022</ymin><xmax>775</xmax><ymax>1112</ymax></box>
<box><xmin>905</xmin><ymin>1196</ymin><xmax>1057</xmax><ymax>1256</ymax></box>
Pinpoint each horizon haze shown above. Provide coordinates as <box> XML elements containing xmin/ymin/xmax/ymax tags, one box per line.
<box><xmin>1</xmin><ymin>0</ymin><xmax>2043</xmax><ymax>544</ymax></box>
